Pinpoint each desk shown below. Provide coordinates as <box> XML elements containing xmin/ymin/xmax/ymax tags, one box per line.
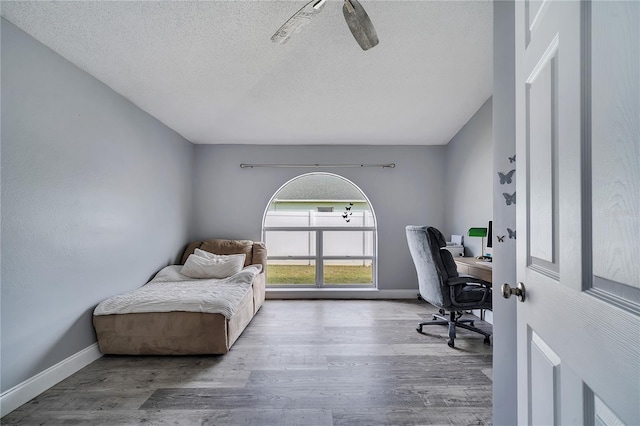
<box><xmin>454</xmin><ymin>257</ymin><xmax>492</xmax><ymax>285</ymax></box>
<box><xmin>455</xmin><ymin>257</ymin><xmax>492</xmax><ymax>322</ymax></box>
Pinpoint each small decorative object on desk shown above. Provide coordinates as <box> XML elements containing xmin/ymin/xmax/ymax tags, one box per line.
<box><xmin>468</xmin><ymin>227</ymin><xmax>488</xmax><ymax>260</ymax></box>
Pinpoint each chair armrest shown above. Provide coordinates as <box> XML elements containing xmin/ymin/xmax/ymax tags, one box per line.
<box><xmin>446</xmin><ymin>276</ymin><xmax>492</xmax><ymax>288</ymax></box>
<box><xmin>448</xmin><ymin>278</ymin><xmax>492</xmax><ymax>308</ymax></box>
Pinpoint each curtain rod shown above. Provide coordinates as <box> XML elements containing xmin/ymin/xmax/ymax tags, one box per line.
<box><xmin>240</xmin><ymin>163</ymin><xmax>395</xmax><ymax>169</ymax></box>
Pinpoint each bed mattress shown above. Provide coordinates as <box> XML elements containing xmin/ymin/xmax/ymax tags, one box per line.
<box><xmin>94</xmin><ymin>265</ymin><xmax>260</xmax><ymax>318</ymax></box>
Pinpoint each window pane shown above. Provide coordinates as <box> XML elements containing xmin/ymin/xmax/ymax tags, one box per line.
<box><xmin>264</xmin><ymin>174</ymin><xmax>373</xmax><ymax>228</ymax></box>
<box><xmin>264</xmin><ymin>231</ymin><xmax>315</xmax><ymax>257</ymax></box>
<box><xmin>267</xmin><ymin>260</ymin><xmax>316</xmax><ymax>285</ymax></box>
<box><xmin>323</xmin><ymin>260</ymin><xmax>373</xmax><ymax>285</ymax></box>
<box><xmin>264</xmin><ymin>211</ymin><xmax>316</xmax><ymax>228</ymax></box>
<box><xmin>264</xmin><ymin>210</ymin><xmax>373</xmax><ymax>228</ymax></box>
<box><xmin>323</xmin><ymin>231</ymin><xmax>374</xmax><ymax>257</ymax></box>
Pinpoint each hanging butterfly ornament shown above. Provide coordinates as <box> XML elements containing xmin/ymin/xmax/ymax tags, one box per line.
<box><xmin>342</xmin><ymin>202</ymin><xmax>354</xmax><ymax>223</ymax></box>
<box><xmin>271</xmin><ymin>0</ymin><xmax>379</xmax><ymax>51</ymax></box>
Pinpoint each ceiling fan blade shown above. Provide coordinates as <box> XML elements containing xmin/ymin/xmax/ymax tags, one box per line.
<box><xmin>342</xmin><ymin>0</ymin><xmax>379</xmax><ymax>51</ymax></box>
<box><xmin>271</xmin><ymin>0</ymin><xmax>328</xmax><ymax>44</ymax></box>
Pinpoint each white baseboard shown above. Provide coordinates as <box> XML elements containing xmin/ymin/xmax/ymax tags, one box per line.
<box><xmin>266</xmin><ymin>288</ymin><xmax>419</xmax><ymax>300</ymax></box>
<box><xmin>0</xmin><ymin>343</ymin><xmax>103</xmax><ymax>417</ymax></box>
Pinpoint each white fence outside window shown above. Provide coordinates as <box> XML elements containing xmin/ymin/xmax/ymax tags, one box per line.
<box><xmin>263</xmin><ymin>211</ymin><xmax>375</xmax><ymax>266</ymax></box>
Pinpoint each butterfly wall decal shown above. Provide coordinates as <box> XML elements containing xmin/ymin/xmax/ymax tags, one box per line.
<box><xmin>498</xmin><ymin>169</ymin><xmax>516</xmax><ymax>184</ymax></box>
<box><xmin>503</xmin><ymin>192</ymin><xmax>516</xmax><ymax>206</ymax></box>
<box><xmin>507</xmin><ymin>228</ymin><xmax>516</xmax><ymax>239</ymax></box>
<box><xmin>497</xmin><ymin>235</ymin><xmax>505</xmax><ymax>242</ymax></box>
<box><xmin>509</xmin><ymin>155</ymin><xmax>516</xmax><ymax>163</ymax></box>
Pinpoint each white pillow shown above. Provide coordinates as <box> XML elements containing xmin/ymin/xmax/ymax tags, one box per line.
<box><xmin>180</xmin><ymin>252</ymin><xmax>246</xmax><ymax>279</ymax></box>
<box><xmin>194</xmin><ymin>248</ymin><xmax>216</xmax><ymax>259</ymax></box>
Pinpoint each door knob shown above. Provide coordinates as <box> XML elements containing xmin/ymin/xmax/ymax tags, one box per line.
<box><xmin>502</xmin><ymin>282</ymin><xmax>526</xmax><ymax>302</ymax></box>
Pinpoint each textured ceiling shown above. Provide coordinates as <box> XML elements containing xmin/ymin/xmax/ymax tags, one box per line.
<box><xmin>1</xmin><ymin>0</ymin><xmax>493</xmax><ymax>145</ymax></box>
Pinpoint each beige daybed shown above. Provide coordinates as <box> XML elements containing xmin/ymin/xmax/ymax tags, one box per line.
<box><xmin>93</xmin><ymin>239</ymin><xmax>266</xmax><ymax>355</ymax></box>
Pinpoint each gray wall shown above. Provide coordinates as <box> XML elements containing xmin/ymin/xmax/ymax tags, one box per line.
<box><xmin>0</xmin><ymin>20</ymin><xmax>194</xmax><ymax>392</ymax></box>
<box><xmin>443</xmin><ymin>98</ymin><xmax>493</xmax><ymax>256</ymax></box>
<box><xmin>192</xmin><ymin>145</ymin><xmax>446</xmax><ymax>290</ymax></box>
<box><xmin>492</xmin><ymin>1</ymin><xmax>518</xmax><ymax>424</ymax></box>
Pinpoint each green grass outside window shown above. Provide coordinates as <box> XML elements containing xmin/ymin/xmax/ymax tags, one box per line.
<box><xmin>266</xmin><ymin>265</ymin><xmax>372</xmax><ymax>285</ymax></box>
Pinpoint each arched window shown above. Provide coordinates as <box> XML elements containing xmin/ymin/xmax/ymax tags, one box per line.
<box><xmin>262</xmin><ymin>173</ymin><xmax>377</xmax><ymax>288</ymax></box>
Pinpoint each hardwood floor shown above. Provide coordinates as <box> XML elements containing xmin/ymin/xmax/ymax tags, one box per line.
<box><xmin>3</xmin><ymin>300</ymin><xmax>493</xmax><ymax>425</ymax></box>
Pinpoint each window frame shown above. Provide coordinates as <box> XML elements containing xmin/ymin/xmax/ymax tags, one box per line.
<box><xmin>261</xmin><ymin>173</ymin><xmax>378</xmax><ymax>289</ymax></box>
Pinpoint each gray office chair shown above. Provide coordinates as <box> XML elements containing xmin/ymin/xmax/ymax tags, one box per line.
<box><xmin>406</xmin><ymin>225</ymin><xmax>492</xmax><ymax>348</ymax></box>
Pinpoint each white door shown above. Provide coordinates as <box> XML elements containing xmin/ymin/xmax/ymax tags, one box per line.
<box><xmin>514</xmin><ymin>1</ymin><xmax>639</xmax><ymax>425</ymax></box>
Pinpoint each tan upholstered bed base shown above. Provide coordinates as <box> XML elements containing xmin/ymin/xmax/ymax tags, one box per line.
<box><xmin>93</xmin><ymin>284</ymin><xmax>256</xmax><ymax>355</ymax></box>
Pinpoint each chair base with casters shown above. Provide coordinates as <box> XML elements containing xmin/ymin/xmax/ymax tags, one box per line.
<box><xmin>416</xmin><ymin>308</ymin><xmax>491</xmax><ymax>348</ymax></box>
